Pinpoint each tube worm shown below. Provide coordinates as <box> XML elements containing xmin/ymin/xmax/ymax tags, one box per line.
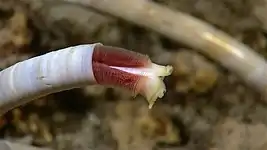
<box><xmin>0</xmin><ymin>43</ymin><xmax>172</xmax><ymax>115</ymax></box>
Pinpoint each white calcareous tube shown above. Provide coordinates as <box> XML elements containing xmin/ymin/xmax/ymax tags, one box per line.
<box><xmin>0</xmin><ymin>43</ymin><xmax>99</xmax><ymax>114</ymax></box>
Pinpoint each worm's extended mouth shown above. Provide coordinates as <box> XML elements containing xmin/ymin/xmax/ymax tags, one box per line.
<box><xmin>92</xmin><ymin>45</ymin><xmax>173</xmax><ymax>108</ymax></box>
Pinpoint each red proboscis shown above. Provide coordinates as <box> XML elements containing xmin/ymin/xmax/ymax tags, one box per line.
<box><xmin>92</xmin><ymin>45</ymin><xmax>150</xmax><ymax>95</ymax></box>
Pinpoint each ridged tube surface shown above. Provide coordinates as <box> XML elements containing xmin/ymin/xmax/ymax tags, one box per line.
<box><xmin>0</xmin><ymin>43</ymin><xmax>99</xmax><ymax>114</ymax></box>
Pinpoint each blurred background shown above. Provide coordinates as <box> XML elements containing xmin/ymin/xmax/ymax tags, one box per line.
<box><xmin>1</xmin><ymin>0</ymin><xmax>267</xmax><ymax>150</ymax></box>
